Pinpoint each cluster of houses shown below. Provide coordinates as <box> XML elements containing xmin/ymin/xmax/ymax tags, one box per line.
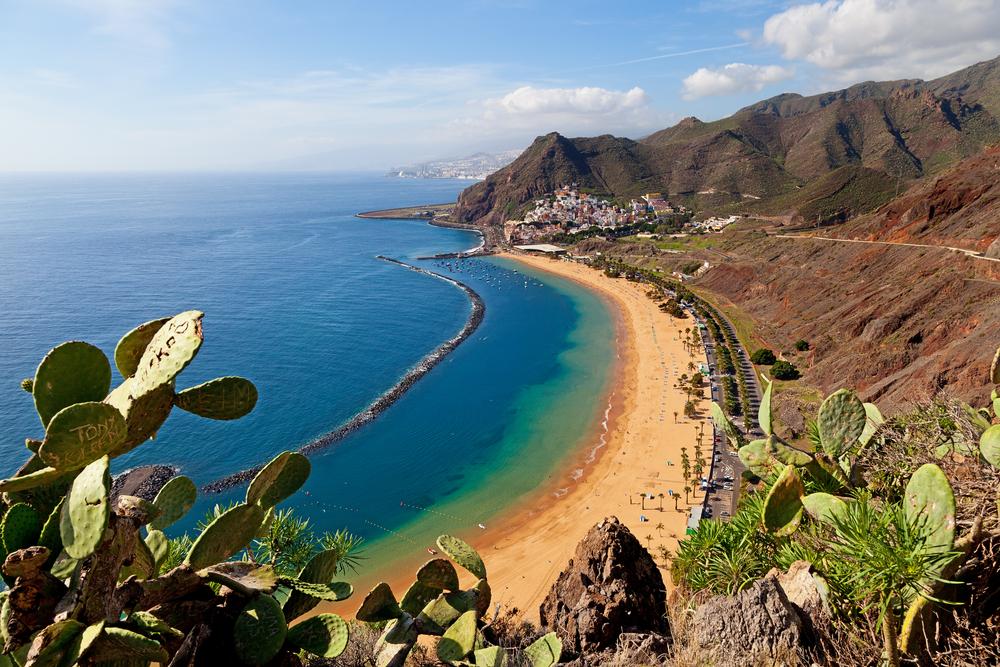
<box><xmin>503</xmin><ymin>186</ymin><xmax>689</xmax><ymax>244</ymax></box>
<box><xmin>691</xmin><ymin>215</ymin><xmax>740</xmax><ymax>232</ymax></box>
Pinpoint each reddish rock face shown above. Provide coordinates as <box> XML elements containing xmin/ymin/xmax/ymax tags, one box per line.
<box><xmin>538</xmin><ymin>517</ymin><xmax>668</xmax><ymax>657</ymax></box>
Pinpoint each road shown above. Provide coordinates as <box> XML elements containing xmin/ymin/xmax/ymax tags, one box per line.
<box><xmin>774</xmin><ymin>234</ymin><xmax>1000</xmax><ymax>263</ymax></box>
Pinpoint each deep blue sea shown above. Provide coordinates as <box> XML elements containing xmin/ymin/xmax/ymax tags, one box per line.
<box><xmin>0</xmin><ymin>173</ymin><xmax>613</xmax><ymax>577</ymax></box>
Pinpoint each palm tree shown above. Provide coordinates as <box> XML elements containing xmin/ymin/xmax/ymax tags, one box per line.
<box><xmin>680</xmin><ymin>448</ymin><xmax>691</xmax><ymax>485</ymax></box>
<box><xmin>640</xmin><ymin>493</ymin><xmax>647</xmax><ymax>510</ymax></box>
<box><xmin>674</xmin><ymin>494</ymin><xmax>681</xmax><ymax>511</ymax></box>
<box><xmin>658</xmin><ymin>493</ymin><xmax>665</xmax><ymax>511</ymax></box>
<box><xmin>645</xmin><ymin>534</ymin><xmax>654</xmax><ymax>549</ymax></box>
<box><xmin>655</xmin><ymin>522</ymin><xmax>665</xmax><ymax>536</ymax></box>
<box><xmin>673</xmin><ymin>410</ymin><xmax>679</xmax><ymax>424</ymax></box>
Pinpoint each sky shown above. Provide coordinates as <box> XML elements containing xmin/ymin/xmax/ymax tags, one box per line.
<box><xmin>1</xmin><ymin>0</ymin><xmax>999</xmax><ymax>171</ymax></box>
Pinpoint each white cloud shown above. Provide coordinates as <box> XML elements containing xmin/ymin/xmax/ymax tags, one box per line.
<box><xmin>497</xmin><ymin>86</ymin><xmax>648</xmax><ymax>115</ymax></box>
<box><xmin>762</xmin><ymin>0</ymin><xmax>1000</xmax><ymax>83</ymax></box>
<box><xmin>681</xmin><ymin>62</ymin><xmax>793</xmax><ymax>99</ymax></box>
<box><xmin>59</xmin><ymin>0</ymin><xmax>181</xmax><ymax>49</ymax></box>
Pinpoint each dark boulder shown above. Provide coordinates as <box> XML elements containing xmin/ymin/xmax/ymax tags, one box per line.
<box><xmin>690</xmin><ymin>577</ymin><xmax>811</xmax><ymax>666</ymax></box>
<box><xmin>539</xmin><ymin>517</ymin><xmax>669</xmax><ymax>658</ymax></box>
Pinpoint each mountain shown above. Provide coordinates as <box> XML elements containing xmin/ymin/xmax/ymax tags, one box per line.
<box><xmin>454</xmin><ymin>56</ymin><xmax>1000</xmax><ymax>228</ymax></box>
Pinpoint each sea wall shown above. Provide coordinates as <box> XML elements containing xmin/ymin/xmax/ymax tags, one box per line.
<box><xmin>202</xmin><ymin>256</ymin><xmax>485</xmax><ymax>493</ymax></box>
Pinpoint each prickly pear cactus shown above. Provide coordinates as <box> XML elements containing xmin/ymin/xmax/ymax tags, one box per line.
<box><xmin>59</xmin><ymin>456</ymin><xmax>110</xmax><ymax>559</ymax></box>
<box><xmin>437</xmin><ymin>535</ymin><xmax>487</xmax><ymax>579</ymax></box>
<box><xmin>131</xmin><ymin>310</ymin><xmax>204</xmax><ymax>396</ymax></box>
<box><xmin>436</xmin><ymin>609</ymin><xmax>477</xmax><ymax>663</ymax></box>
<box><xmin>758</xmin><ymin>379</ymin><xmax>773</xmax><ymax>436</ymax></box>
<box><xmin>762</xmin><ymin>464</ymin><xmax>805</xmax><ymax>536</ymax></box>
<box><xmin>980</xmin><ymin>424</ymin><xmax>1000</xmax><ymax>469</ymax></box>
<box><xmin>991</xmin><ymin>345</ymin><xmax>1000</xmax><ymax>385</ymax></box>
<box><xmin>283</xmin><ymin>548</ymin><xmax>342</xmax><ymax>621</ymax></box>
<box><xmin>766</xmin><ymin>436</ymin><xmax>813</xmax><ymax>467</ymax></box>
<box><xmin>417</xmin><ymin>558</ymin><xmax>460</xmax><ymax>591</ymax></box>
<box><xmin>246</xmin><ymin>451</ymin><xmax>311</xmax><ymax>510</ymax></box>
<box><xmin>817</xmin><ymin>389</ymin><xmax>867</xmax><ymax>457</ymax></box>
<box><xmin>175</xmin><ymin>376</ymin><xmax>258</xmax><ymax>420</ymax></box>
<box><xmin>904</xmin><ymin>463</ymin><xmax>956</xmax><ymax>555</ymax></box>
<box><xmin>859</xmin><ymin>402</ymin><xmax>884</xmax><ymax>447</ymax></box>
<box><xmin>285</xmin><ymin>613</ymin><xmax>349</xmax><ymax>658</ymax></box>
<box><xmin>32</xmin><ymin>341</ymin><xmax>112</xmax><ymax>428</ymax></box>
<box><xmin>114</xmin><ymin>317</ymin><xmax>170</xmax><ymax>378</ymax></box>
<box><xmin>801</xmin><ymin>492</ymin><xmax>849</xmax><ymax>525</ymax></box>
<box><xmin>184</xmin><ymin>502</ymin><xmax>266</xmax><ymax>570</ymax></box>
<box><xmin>356</xmin><ymin>582</ymin><xmax>403</xmax><ymax>622</ymax></box>
<box><xmin>38</xmin><ymin>401</ymin><xmax>126</xmax><ymax>470</ymax></box>
<box><xmin>523</xmin><ymin>632</ymin><xmax>562</xmax><ymax>667</ymax></box>
<box><xmin>282</xmin><ymin>579</ymin><xmax>352</xmax><ymax>601</ymax></box>
<box><xmin>232</xmin><ymin>595</ymin><xmax>287</xmax><ymax>666</ymax></box>
<box><xmin>400</xmin><ymin>580</ymin><xmax>441</xmax><ymax>616</ymax></box>
<box><xmin>148</xmin><ymin>474</ymin><xmax>197</xmax><ymax>531</ymax></box>
<box><xmin>738</xmin><ymin>439</ymin><xmax>777</xmax><ymax>477</ymax></box>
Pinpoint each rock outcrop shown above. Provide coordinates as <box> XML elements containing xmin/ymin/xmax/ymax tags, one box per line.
<box><xmin>539</xmin><ymin>517</ymin><xmax>668</xmax><ymax>660</ymax></box>
<box><xmin>690</xmin><ymin>577</ymin><xmax>811</xmax><ymax>666</ymax></box>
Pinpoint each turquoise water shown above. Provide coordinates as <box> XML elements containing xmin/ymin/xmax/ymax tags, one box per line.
<box><xmin>0</xmin><ymin>173</ymin><xmax>613</xmax><ymax>576</ymax></box>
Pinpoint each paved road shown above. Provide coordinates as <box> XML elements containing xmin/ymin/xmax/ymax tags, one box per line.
<box><xmin>774</xmin><ymin>233</ymin><xmax>1000</xmax><ymax>263</ymax></box>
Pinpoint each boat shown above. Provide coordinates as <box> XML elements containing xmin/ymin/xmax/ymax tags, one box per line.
<box><xmin>478</xmin><ymin>523</ymin><xmax>486</xmax><ymax>530</ymax></box>
<box><xmin>427</xmin><ymin>548</ymin><xmax>438</xmax><ymax>555</ymax></box>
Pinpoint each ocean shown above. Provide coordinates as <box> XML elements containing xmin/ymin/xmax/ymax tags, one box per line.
<box><xmin>0</xmin><ymin>172</ymin><xmax>614</xmax><ymax>577</ymax></box>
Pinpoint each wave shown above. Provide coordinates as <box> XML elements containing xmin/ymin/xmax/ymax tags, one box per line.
<box><xmin>202</xmin><ymin>255</ymin><xmax>486</xmax><ymax>494</ymax></box>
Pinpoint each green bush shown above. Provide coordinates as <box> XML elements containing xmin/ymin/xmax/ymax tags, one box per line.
<box><xmin>794</xmin><ymin>339</ymin><xmax>810</xmax><ymax>352</ymax></box>
<box><xmin>750</xmin><ymin>348</ymin><xmax>777</xmax><ymax>365</ymax></box>
<box><xmin>771</xmin><ymin>359</ymin><xmax>800</xmax><ymax>380</ymax></box>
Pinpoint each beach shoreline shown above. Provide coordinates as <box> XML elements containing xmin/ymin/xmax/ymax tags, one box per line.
<box><xmin>334</xmin><ymin>251</ymin><xmax>711</xmax><ymax>622</ymax></box>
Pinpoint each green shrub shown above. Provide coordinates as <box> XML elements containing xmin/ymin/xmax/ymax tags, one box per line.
<box><xmin>771</xmin><ymin>360</ymin><xmax>800</xmax><ymax>380</ymax></box>
<box><xmin>794</xmin><ymin>339</ymin><xmax>810</xmax><ymax>352</ymax></box>
<box><xmin>750</xmin><ymin>348</ymin><xmax>777</xmax><ymax>365</ymax></box>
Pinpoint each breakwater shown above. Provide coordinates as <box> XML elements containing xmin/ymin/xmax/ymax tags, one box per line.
<box><xmin>202</xmin><ymin>256</ymin><xmax>486</xmax><ymax>494</ymax></box>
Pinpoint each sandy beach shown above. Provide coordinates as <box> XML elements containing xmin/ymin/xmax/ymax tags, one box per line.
<box><xmin>337</xmin><ymin>251</ymin><xmax>711</xmax><ymax>622</ymax></box>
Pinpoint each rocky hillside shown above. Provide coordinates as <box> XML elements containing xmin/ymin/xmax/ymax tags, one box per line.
<box><xmin>454</xmin><ymin>55</ymin><xmax>1000</xmax><ymax>228</ymax></box>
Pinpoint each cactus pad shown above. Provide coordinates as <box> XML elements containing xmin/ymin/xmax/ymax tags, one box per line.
<box><xmin>758</xmin><ymin>379</ymin><xmax>772</xmax><ymax>435</ymax></box>
<box><xmin>131</xmin><ymin>311</ymin><xmax>204</xmax><ymax>396</ymax></box>
<box><xmin>286</xmin><ymin>613</ymin><xmax>349</xmax><ymax>658</ymax></box>
<box><xmin>991</xmin><ymin>346</ymin><xmax>1000</xmax><ymax>385</ymax></box>
<box><xmin>355</xmin><ymin>582</ymin><xmax>403</xmax><ymax>622</ymax></box>
<box><xmin>474</xmin><ymin>646</ymin><xmax>507</xmax><ymax>667</ymax></box>
<box><xmin>32</xmin><ymin>341</ymin><xmax>112</xmax><ymax>428</ymax></box>
<box><xmin>417</xmin><ymin>590</ymin><xmax>475</xmax><ymax>635</ymax></box>
<box><xmin>474</xmin><ymin>578</ymin><xmax>492</xmax><ymax>617</ymax></box>
<box><xmin>24</xmin><ymin>618</ymin><xmax>84</xmax><ymax>666</ymax></box>
<box><xmin>437</xmin><ymin>609</ymin><xmax>477</xmax><ymax>664</ymax></box>
<box><xmin>738</xmin><ymin>439</ymin><xmax>776</xmax><ymax>477</ymax></box>
<box><xmin>246</xmin><ymin>451</ymin><xmax>311</xmax><ymax>509</ymax></box>
<box><xmin>523</xmin><ymin>633</ymin><xmax>562</xmax><ymax>667</ymax></box>
<box><xmin>400</xmin><ymin>580</ymin><xmax>442</xmax><ymax>616</ymax></box>
<box><xmin>38</xmin><ymin>499</ymin><xmax>64</xmax><ymax>569</ymax></box>
<box><xmin>283</xmin><ymin>548</ymin><xmax>341</xmax><ymax>621</ymax></box>
<box><xmin>233</xmin><ymin>595</ymin><xmax>287</xmax><ymax>666</ymax></box>
<box><xmin>282</xmin><ymin>578</ymin><xmax>352</xmax><ymax>601</ymax></box>
<box><xmin>92</xmin><ymin>626</ymin><xmax>169</xmax><ymax>663</ymax></box>
<box><xmin>201</xmin><ymin>562</ymin><xmax>278</xmax><ymax>595</ymax></box>
<box><xmin>59</xmin><ymin>621</ymin><xmax>105</xmax><ymax>667</ymax></box>
<box><xmin>145</xmin><ymin>529</ymin><xmax>168</xmax><ymax>572</ymax></box>
<box><xmin>859</xmin><ymin>402</ymin><xmax>884</xmax><ymax>447</ymax></box>
<box><xmin>980</xmin><ymin>425</ymin><xmax>1000</xmax><ymax>469</ymax></box>
<box><xmin>104</xmin><ymin>378</ymin><xmax>176</xmax><ymax>456</ymax></box>
<box><xmin>417</xmin><ymin>558</ymin><xmax>460</xmax><ymax>591</ymax></box>
<box><xmin>184</xmin><ymin>502</ymin><xmax>265</xmax><ymax>570</ymax></box>
<box><xmin>149</xmin><ymin>475</ymin><xmax>197</xmax><ymax>531</ymax></box>
<box><xmin>762</xmin><ymin>465</ymin><xmax>805</xmax><ymax>536</ymax></box>
<box><xmin>175</xmin><ymin>376</ymin><xmax>258</xmax><ymax>420</ymax></box>
<box><xmin>904</xmin><ymin>463</ymin><xmax>956</xmax><ymax>553</ymax></box>
<box><xmin>766</xmin><ymin>436</ymin><xmax>813</xmax><ymax>467</ymax></box>
<box><xmin>59</xmin><ymin>456</ymin><xmax>111</xmax><ymax>560</ymax></box>
<box><xmin>436</xmin><ymin>535</ymin><xmax>486</xmax><ymax>579</ymax></box>
<box><xmin>114</xmin><ymin>317</ymin><xmax>170</xmax><ymax>378</ymax></box>
<box><xmin>120</xmin><ymin>535</ymin><xmax>156</xmax><ymax>581</ymax></box>
<box><xmin>0</xmin><ymin>503</ymin><xmax>43</xmax><ymax>585</ymax></box>
<box><xmin>39</xmin><ymin>402</ymin><xmax>126</xmax><ymax>470</ymax></box>
<box><xmin>817</xmin><ymin>389</ymin><xmax>867</xmax><ymax>457</ymax></box>
<box><xmin>801</xmin><ymin>493</ymin><xmax>849</xmax><ymax>524</ymax></box>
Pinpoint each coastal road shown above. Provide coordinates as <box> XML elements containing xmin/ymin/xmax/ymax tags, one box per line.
<box><xmin>774</xmin><ymin>233</ymin><xmax>1000</xmax><ymax>263</ymax></box>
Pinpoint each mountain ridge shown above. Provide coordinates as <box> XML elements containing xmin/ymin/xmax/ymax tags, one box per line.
<box><xmin>454</xmin><ymin>55</ymin><xmax>1000</xmax><ymax>228</ymax></box>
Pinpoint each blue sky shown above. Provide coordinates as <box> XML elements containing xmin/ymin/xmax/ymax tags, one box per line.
<box><xmin>1</xmin><ymin>0</ymin><xmax>998</xmax><ymax>170</ymax></box>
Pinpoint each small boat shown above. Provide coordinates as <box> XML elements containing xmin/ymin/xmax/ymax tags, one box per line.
<box><xmin>478</xmin><ymin>523</ymin><xmax>487</xmax><ymax>530</ymax></box>
<box><xmin>427</xmin><ymin>548</ymin><xmax>438</xmax><ymax>555</ymax></box>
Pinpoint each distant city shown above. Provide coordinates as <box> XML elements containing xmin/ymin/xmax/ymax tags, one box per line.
<box><xmin>388</xmin><ymin>149</ymin><xmax>523</xmax><ymax>180</ymax></box>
